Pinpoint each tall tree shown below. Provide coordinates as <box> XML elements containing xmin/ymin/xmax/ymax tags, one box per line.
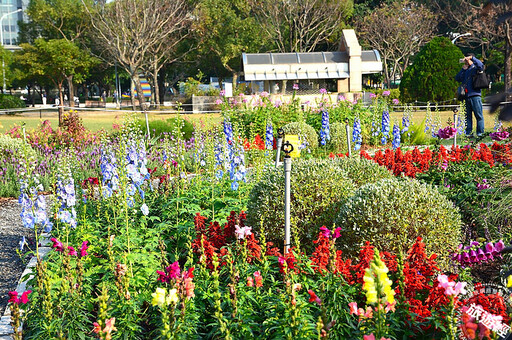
<box><xmin>193</xmin><ymin>0</ymin><xmax>265</xmax><ymax>88</ymax></box>
<box><xmin>24</xmin><ymin>0</ymin><xmax>93</xmax><ymax>106</ymax></box>
<box><xmin>356</xmin><ymin>0</ymin><xmax>437</xmax><ymax>88</ymax></box>
<box><xmin>250</xmin><ymin>0</ymin><xmax>353</xmax><ymax>53</ymax></box>
<box><xmin>13</xmin><ymin>39</ymin><xmax>95</xmax><ymax>124</ymax></box>
<box><xmin>84</xmin><ymin>0</ymin><xmax>192</xmax><ymax>110</ymax></box>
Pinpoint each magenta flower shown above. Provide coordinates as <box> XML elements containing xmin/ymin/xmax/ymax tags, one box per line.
<box><xmin>495</xmin><ymin>240</ymin><xmax>505</xmax><ymax>252</ymax></box>
<box><xmin>260</xmin><ymin>91</ymin><xmax>269</xmax><ymax>98</ymax></box>
<box><xmin>469</xmin><ymin>250</ymin><xmax>478</xmax><ymax>262</ymax></box>
<box><xmin>369</xmin><ymin>93</ymin><xmax>376</xmax><ymax>99</ymax></box>
<box><xmin>80</xmin><ymin>241</ymin><xmax>88</xmax><ymax>258</ymax></box>
<box><xmin>332</xmin><ymin>227</ymin><xmax>341</xmax><ymax>239</ymax></box>
<box><xmin>50</xmin><ymin>238</ymin><xmax>64</xmax><ymax>252</ymax></box>
<box><xmin>477</xmin><ymin>248</ymin><xmax>486</xmax><ymax>261</ymax></box>
<box><xmin>219</xmin><ymin>90</ymin><xmax>225</xmax><ymax>97</ymax></box>
<box><xmin>215</xmin><ymin>99</ymin><xmax>223</xmax><ymax>105</ymax></box>
<box><xmin>8</xmin><ymin>290</ymin><xmax>32</xmax><ymax>305</ymax></box>
<box><xmin>156</xmin><ymin>270</ymin><xmax>169</xmax><ymax>283</ymax></box>
<box><xmin>437</xmin><ymin>126</ymin><xmax>457</xmax><ymax>139</ymax></box>
<box><xmin>382</xmin><ymin>90</ymin><xmax>390</xmax><ymax>96</ymax></box>
<box><xmin>319</xmin><ymin>226</ymin><xmax>331</xmax><ymax>238</ymax></box>
<box><xmin>293</xmin><ymin>83</ymin><xmax>299</xmax><ymax>90</ymax></box>
<box><xmin>392</xmin><ymin>98</ymin><xmax>399</xmax><ymax>105</ymax></box>
<box><xmin>67</xmin><ymin>246</ymin><xmax>77</xmax><ymax>256</ymax></box>
<box><xmin>319</xmin><ymin>88</ymin><xmax>327</xmax><ymax>94</ymax></box>
<box><xmin>167</xmin><ymin>261</ymin><xmax>181</xmax><ymax>279</ymax></box>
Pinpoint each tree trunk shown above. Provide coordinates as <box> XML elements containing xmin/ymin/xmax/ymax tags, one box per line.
<box><xmin>153</xmin><ymin>61</ymin><xmax>160</xmax><ymax>110</ymax></box>
<box><xmin>132</xmin><ymin>73</ymin><xmax>146</xmax><ymax>109</ymax></box>
<box><xmin>232</xmin><ymin>72</ymin><xmax>238</xmax><ymax>94</ymax></box>
<box><xmin>505</xmin><ymin>37</ymin><xmax>511</xmax><ymax>92</ymax></box>
<box><xmin>58</xmin><ymin>83</ymin><xmax>64</xmax><ymax>126</ymax></box>
<box><xmin>67</xmin><ymin>75</ymin><xmax>75</xmax><ymax>107</ymax></box>
<box><xmin>129</xmin><ymin>77</ymin><xmax>137</xmax><ymax>110</ymax></box>
<box><xmin>383</xmin><ymin>58</ymin><xmax>391</xmax><ymax>89</ymax></box>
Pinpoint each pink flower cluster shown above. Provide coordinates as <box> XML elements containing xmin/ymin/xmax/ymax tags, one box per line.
<box><xmin>452</xmin><ymin>240</ymin><xmax>505</xmax><ymax>267</ymax></box>
<box><xmin>437</xmin><ymin>274</ymin><xmax>467</xmax><ymax>296</ymax></box>
<box><xmin>51</xmin><ymin>238</ymin><xmax>88</xmax><ymax>258</ymax></box>
<box><xmin>437</xmin><ymin>126</ymin><xmax>457</xmax><ymax>139</ymax></box>
<box><xmin>246</xmin><ymin>271</ymin><xmax>263</xmax><ymax>287</ymax></box>
<box><xmin>8</xmin><ymin>290</ymin><xmax>31</xmax><ymax>305</ymax></box>
<box><xmin>157</xmin><ymin>261</ymin><xmax>181</xmax><ymax>283</ymax></box>
<box><xmin>235</xmin><ymin>225</ymin><xmax>252</xmax><ymax>240</ymax></box>
<box><xmin>319</xmin><ymin>226</ymin><xmax>341</xmax><ymax>239</ymax></box>
<box><xmin>348</xmin><ymin>301</ymin><xmax>395</xmax><ymax>319</ymax></box>
<box><xmin>490</xmin><ymin>130</ymin><xmax>509</xmax><ymax>141</ymax></box>
<box><xmin>476</xmin><ymin>179</ymin><xmax>491</xmax><ymax>191</ymax></box>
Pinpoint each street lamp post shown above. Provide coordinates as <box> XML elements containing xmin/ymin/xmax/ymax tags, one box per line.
<box><xmin>451</xmin><ymin>32</ymin><xmax>471</xmax><ymax>44</ymax></box>
<box><xmin>0</xmin><ymin>9</ymin><xmax>22</xmax><ymax>91</ymax></box>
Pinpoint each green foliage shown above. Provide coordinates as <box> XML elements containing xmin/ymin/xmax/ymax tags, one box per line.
<box><xmin>335</xmin><ymin>178</ymin><xmax>462</xmax><ymax>269</ymax></box>
<box><xmin>138</xmin><ymin>118</ymin><xmax>194</xmax><ymax>140</ymax></box>
<box><xmin>0</xmin><ymin>94</ymin><xmax>26</xmax><ymax>110</ymax></box>
<box><xmin>416</xmin><ymin>161</ymin><xmax>512</xmax><ymax>241</ymax></box>
<box><xmin>400</xmin><ymin>37</ymin><xmax>464</xmax><ymax>103</ymax></box>
<box><xmin>328</xmin><ymin>122</ymin><xmax>349</xmax><ymax>152</ymax></box>
<box><xmin>332</xmin><ymin>156</ymin><xmax>393</xmax><ymax>187</ymax></box>
<box><xmin>0</xmin><ymin>134</ymin><xmax>36</xmax><ymax>159</ymax></box>
<box><xmin>282</xmin><ymin>121</ymin><xmax>319</xmax><ymax>150</ymax></box>
<box><xmin>247</xmin><ymin>159</ymin><xmax>357</xmax><ymax>248</ymax></box>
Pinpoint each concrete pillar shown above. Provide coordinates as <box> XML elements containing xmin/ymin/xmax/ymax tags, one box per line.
<box><xmin>337</xmin><ymin>79</ymin><xmax>349</xmax><ymax>93</ymax></box>
<box><xmin>339</xmin><ymin>29</ymin><xmax>363</xmax><ymax>93</ymax></box>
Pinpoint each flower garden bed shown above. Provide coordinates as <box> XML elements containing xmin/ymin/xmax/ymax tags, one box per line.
<box><xmin>2</xmin><ymin>95</ymin><xmax>512</xmax><ymax>339</ymax></box>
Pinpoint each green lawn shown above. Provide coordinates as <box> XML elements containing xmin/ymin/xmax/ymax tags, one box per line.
<box><xmin>0</xmin><ymin>110</ymin><xmax>223</xmax><ymax>133</ymax></box>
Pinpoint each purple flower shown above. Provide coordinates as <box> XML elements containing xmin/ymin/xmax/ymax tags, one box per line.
<box><xmin>220</xmin><ymin>90</ymin><xmax>226</xmax><ymax>97</ymax></box>
<box><xmin>332</xmin><ymin>227</ymin><xmax>341</xmax><ymax>239</ymax></box>
<box><xmin>369</xmin><ymin>93</ymin><xmax>376</xmax><ymax>99</ymax></box>
<box><xmin>392</xmin><ymin>98</ymin><xmax>399</xmax><ymax>105</ymax></box>
<box><xmin>382</xmin><ymin>90</ymin><xmax>390</xmax><ymax>96</ymax></box>
<box><xmin>495</xmin><ymin>240</ymin><xmax>505</xmax><ymax>253</ymax></box>
<box><xmin>293</xmin><ymin>83</ymin><xmax>299</xmax><ymax>90</ymax></box>
<box><xmin>51</xmin><ymin>238</ymin><xmax>64</xmax><ymax>252</ymax></box>
<box><xmin>260</xmin><ymin>91</ymin><xmax>269</xmax><ymax>98</ymax></box>
<box><xmin>319</xmin><ymin>88</ymin><xmax>327</xmax><ymax>94</ymax></box>
<box><xmin>490</xmin><ymin>131</ymin><xmax>509</xmax><ymax>141</ymax></box>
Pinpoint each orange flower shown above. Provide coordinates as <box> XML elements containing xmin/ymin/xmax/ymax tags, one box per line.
<box><xmin>253</xmin><ymin>271</ymin><xmax>263</xmax><ymax>287</ymax></box>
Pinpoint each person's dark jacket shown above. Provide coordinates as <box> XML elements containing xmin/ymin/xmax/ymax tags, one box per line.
<box><xmin>455</xmin><ymin>56</ymin><xmax>484</xmax><ymax>98</ymax></box>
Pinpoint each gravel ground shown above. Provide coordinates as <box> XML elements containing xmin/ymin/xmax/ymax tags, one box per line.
<box><xmin>0</xmin><ymin>198</ymin><xmax>31</xmax><ymax>315</ymax></box>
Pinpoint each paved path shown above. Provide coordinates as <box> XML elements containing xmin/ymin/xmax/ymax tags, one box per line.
<box><xmin>0</xmin><ymin>198</ymin><xmax>30</xmax><ymax>315</ymax></box>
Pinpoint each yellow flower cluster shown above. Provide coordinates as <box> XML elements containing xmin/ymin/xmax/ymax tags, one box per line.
<box><xmin>151</xmin><ymin>287</ymin><xmax>178</xmax><ymax>307</ymax></box>
<box><xmin>362</xmin><ymin>250</ymin><xmax>395</xmax><ymax>305</ymax></box>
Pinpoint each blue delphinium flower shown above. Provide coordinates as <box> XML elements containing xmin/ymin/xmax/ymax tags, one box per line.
<box><xmin>319</xmin><ymin>110</ymin><xmax>330</xmax><ymax>146</ymax></box>
<box><xmin>100</xmin><ymin>149</ymin><xmax>119</xmax><ymax>198</ymax></box>
<box><xmin>19</xmin><ymin>179</ymin><xmax>52</xmax><ymax>232</ymax></box>
<box><xmin>55</xmin><ymin>176</ymin><xmax>77</xmax><ymax>228</ymax></box>
<box><xmin>265</xmin><ymin>122</ymin><xmax>273</xmax><ymax>150</ymax></box>
<box><xmin>381</xmin><ymin>110</ymin><xmax>390</xmax><ymax>145</ymax></box>
<box><xmin>222</xmin><ymin>118</ymin><xmax>246</xmax><ymax>190</ymax></box>
<box><xmin>392</xmin><ymin>124</ymin><xmax>401</xmax><ymax>150</ymax></box>
<box><xmin>371</xmin><ymin>121</ymin><xmax>380</xmax><ymax>137</ymax></box>
<box><xmin>223</xmin><ymin>119</ymin><xmax>234</xmax><ymax>145</ymax></box>
<box><xmin>401</xmin><ymin>114</ymin><xmax>410</xmax><ymax>134</ymax></box>
<box><xmin>352</xmin><ymin>118</ymin><xmax>362</xmax><ymax>151</ymax></box>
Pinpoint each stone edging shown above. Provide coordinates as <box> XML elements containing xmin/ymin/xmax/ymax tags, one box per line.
<box><xmin>0</xmin><ymin>233</ymin><xmax>51</xmax><ymax>339</ymax></box>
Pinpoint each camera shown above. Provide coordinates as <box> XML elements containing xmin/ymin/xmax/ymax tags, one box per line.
<box><xmin>459</xmin><ymin>58</ymin><xmax>465</xmax><ymax>63</ymax></box>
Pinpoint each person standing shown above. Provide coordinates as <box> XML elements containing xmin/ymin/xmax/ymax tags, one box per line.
<box><xmin>42</xmin><ymin>92</ymin><xmax>47</xmax><ymax>106</ymax></box>
<box><xmin>455</xmin><ymin>53</ymin><xmax>485</xmax><ymax>137</ymax></box>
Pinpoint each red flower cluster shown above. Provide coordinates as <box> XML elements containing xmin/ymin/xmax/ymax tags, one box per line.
<box><xmin>191</xmin><ymin>211</ymin><xmax>261</xmax><ymax>270</ymax></box>
<box><xmin>243</xmin><ymin>134</ymin><xmax>265</xmax><ymax>150</ymax></box>
<box><xmin>357</xmin><ymin>143</ymin><xmax>512</xmax><ymax>178</ymax></box>
<box><xmin>81</xmin><ymin>177</ymin><xmax>99</xmax><ymax>188</ymax></box>
<box><xmin>8</xmin><ymin>290</ymin><xmax>31</xmax><ymax>305</ymax></box>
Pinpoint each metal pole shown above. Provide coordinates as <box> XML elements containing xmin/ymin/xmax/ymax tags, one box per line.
<box><xmin>144</xmin><ymin>108</ymin><xmax>150</xmax><ymax>139</ymax></box>
<box><xmin>453</xmin><ymin>109</ymin><xmax>458</xmax><ymax>148</ymax></box>
<box><xmin>275</xmin><ymin>128</ymin><xmax>284</xmax><ymax>168</ymax></box>
<box><xmin>282</xmin><ymin>141</ymin><xmax>293</xmax><ymax>253</ymax></box>
<box><xmin>115</xmin><ymin>63</ymin><xmax>120</xmax><ymax>109</ymax></box>
<box><xmin>22</xmin><ymin>123</ymin><xmax>26</xmax><ymax>143</ymax></box>
<box><xmin>345</xmin><ymin>119</ymin><xmax>351</xmax><ymax>157</ymax></box>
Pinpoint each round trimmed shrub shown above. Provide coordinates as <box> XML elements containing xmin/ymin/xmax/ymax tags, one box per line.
<box><xmin>247</xmin><ymin>159</ymin><xmax>356</xmax><ymax>248</ymax></box>
<box><xmin>332</xmin><ymin>156</ymin><xmax>393</xmax><ymax>187</ymax></box>
<box><xmin>282</xmin><ymin>122</ymin><xmax>318</xmax><ymax>150</ymax></box>
<box><xmin>0</xmin><ymin>134</ymin><xmax>36</xmax><ymax>160</ymax></box>
<box><xmin>335</xmin><ymin>178</ymin><xmax>462</xmax><ymax>269</ymax></box>
<box><xmin>328</xmin><ymin>122</ymin><xmax>349</xmax><ymax>153</ymax></box>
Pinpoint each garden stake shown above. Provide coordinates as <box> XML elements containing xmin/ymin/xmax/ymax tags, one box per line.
<box><xmin>282</xmin><ymin>140</ymin><xmax>293</xmax><ymax>253</ymax></box>
<box><xmin>276</xmin><ymin>128</ymin><xmax>284</xmax><ymax>168</ymax></box>
<box><xmin>453</xmin><ymin>108</ymin><xmax>458</xmax><ymax>148</ymax></box>
<box><xmin>345</xmin><ymin>119</ymin><xmax>351</xmax><ymax>157</ymax></box>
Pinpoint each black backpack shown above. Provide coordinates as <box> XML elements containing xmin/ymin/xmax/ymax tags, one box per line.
<box><xmin>473</xmin><ymin>70</ymin><xmax>490</xmax><ymax>90</ymax></box>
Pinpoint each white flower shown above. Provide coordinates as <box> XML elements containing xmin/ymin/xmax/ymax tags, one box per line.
<box><xmin>141</xmin><ymin>203</ymin><xmax>149</xmax><ymax>216</ymax></box>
